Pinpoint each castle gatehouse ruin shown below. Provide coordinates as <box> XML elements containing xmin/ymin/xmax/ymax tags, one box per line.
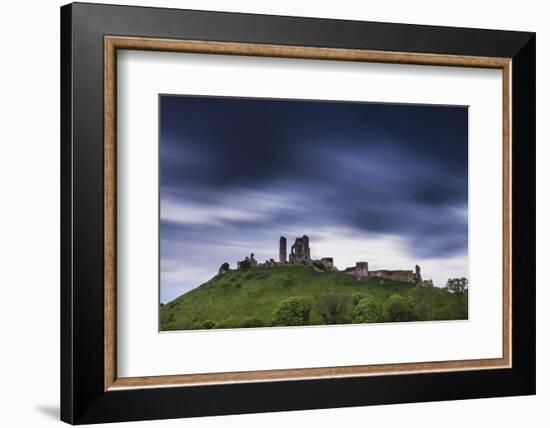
<box><xmin>224</xmin><ymin>235</ymin><xmax>430</xmax><ymax>284</ymax></box>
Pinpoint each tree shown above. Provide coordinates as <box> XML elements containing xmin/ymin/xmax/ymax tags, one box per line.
<box><xmin>352</xmin><ymin>293</ymin><xmax>368</xmax><ymax>306</ymax></box>
<box><xmin>273</xmin><ymin>297</ymin><xmax>311</xmax><ymax>326</ymax></box>
<box><xmin>385</xmin><ymin>294</ymin><xmax>416</xmax><ymax>322</ymax></box>
<box><xmin>317</xmin><ymin>292</ymin><xmax>353</xmax><ymax>324</ymax></box>
<box><xmin>218</xmin><ymin>262</ymin><xmax>230</xmax><ymax>275</ymax></box>
<box><xmin>446</xmin><ymin>277</ymin><xmax>468</xmax><ymax>296</ymax></box>
<box><xmin>354</xmin><ymin>297</ymin><xmax>384</xmax><ymax>324</ymax></box>
<box><xmin>202</xmin><ymin>320</ymin><xmax>216</xmax><ymax>329</ymax></box>
<box><xmin>409</xmin><ymin>283</ymin><xmax>443</xmax><ymax>321</ymax></box>
<box><xmin>447</xmin><ymin>297</ymin><xmax>468</xmax><ymax>320</ymax></box>
<box><xmin>240</xmin><ymin>318</ymin><xmax>266</xmax><ymax>328</ymax></box>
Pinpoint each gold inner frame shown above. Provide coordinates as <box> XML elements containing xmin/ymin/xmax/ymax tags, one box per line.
<box><xmin>104</xmin><ymin>35</ymin><xmax>512</xmax><ymax>391</ymax></box>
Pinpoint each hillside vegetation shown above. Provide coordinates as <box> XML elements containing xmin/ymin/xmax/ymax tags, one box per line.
<box><xmin>160</xmin><ymin>265</ymin><xmax>467</xmax><ymax>331</ymax></box>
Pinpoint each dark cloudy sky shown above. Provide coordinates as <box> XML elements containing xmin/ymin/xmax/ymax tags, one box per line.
<box><xmin>160</xmin><ymin>95</ymin><xmax>468</xmax><ymax>303</ymax></box>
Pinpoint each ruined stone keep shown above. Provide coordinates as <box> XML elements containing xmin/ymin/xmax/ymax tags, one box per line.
<box><xmin>289</xmin><ymin>235</ymin><xmax>311</xmax><ymax>263</ymax></box>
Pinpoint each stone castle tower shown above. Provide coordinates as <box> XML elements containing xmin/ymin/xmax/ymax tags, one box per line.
<box><xmin>289</xmin><ymin>235</ymin><xmax>311</xmax><ymax>263</ymax></box>
<box><xmin>279</xmin><ymin>236</ymin><xmax>287</xmax><ymax>263</ymax></box>
<box><xmin>415</xmin><ymin>264</ymin><xmax>422</xmax><ymax>282</ymax></box>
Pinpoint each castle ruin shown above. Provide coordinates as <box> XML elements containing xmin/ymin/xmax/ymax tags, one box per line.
<box><xmin>288</xmin><ymin>235</ymin><xmax>311</xmax><ymax>264</ymax></box>
<box><xmin>345</xmin><ymin>262</ymin><xmax>422</xmax><ymax>283</ymax></box>
<box><xmin>279</xmin><ymin>236</ymin><xmax>287</xmax><ymax>263</ymax></box>
<box><xmin>236</xmin><ymin>253</ymin><xmax>258</xmax><ymax>270</ymax></box>
<box><xmin>227</xmin><ymin>235</ymin><xmax>429</xmax><ymax>285</ymax></box>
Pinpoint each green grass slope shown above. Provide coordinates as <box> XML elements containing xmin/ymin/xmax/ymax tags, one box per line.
<box><xmin>160</xmin><ymin>265</ymin><xmax>425</xmax><ymax>331</ymax></box>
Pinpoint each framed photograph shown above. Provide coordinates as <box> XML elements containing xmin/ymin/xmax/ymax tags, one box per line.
<box><xmin>61</xmin><ymin>2</ymin><xmax>535</xmax><ymax>424</ymax></box>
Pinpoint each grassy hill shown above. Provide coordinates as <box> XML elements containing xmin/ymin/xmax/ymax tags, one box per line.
<box><xmin>160</xmin><ymin>265</ymin><xmax>467</xmax><ymax>331</ymax></box>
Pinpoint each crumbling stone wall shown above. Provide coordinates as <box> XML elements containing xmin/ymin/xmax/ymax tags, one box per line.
<box><xmin>237</xmin><ymin>253</ymin><xmax>257</xmax><ymax>270</ymax></box>
<box><xmin>313</xmin><ymin>257</ymin><xmax>336</xmax><ymax>271</ymax></box>
<box><xmin>369</xmin><ymin>269</ymin><xmax>416</xmax><ymax>283</ymax></box>
<box><xmin>320</xmin><ymin>257</ymin><xmax>334</xmax><ymax>270</ymax></box>
<box><xmin>289</xmin><ymin>235</ymin><xmax>311</xmax><ymax>263</ymax></box>
<box><xmin>345</xmin><ymin>262</ymin><xmax>423</xmax><ymax>283</ymax></box>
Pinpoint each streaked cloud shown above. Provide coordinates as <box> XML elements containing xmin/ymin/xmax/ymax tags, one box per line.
<box><xmin>159</xmin><ymin>95</ymin><xmax>468</xmax><ymax>302</ymax></box>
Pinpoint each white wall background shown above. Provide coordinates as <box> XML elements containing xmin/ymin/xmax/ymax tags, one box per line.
<box><xmin>0</xmin><ymin>0</ymin><xmax>546</xmax><ymax>427</ymax></box>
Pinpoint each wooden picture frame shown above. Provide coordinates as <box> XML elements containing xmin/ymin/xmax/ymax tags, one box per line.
<box><xmin>61</xmin><ymin>2</ymin><xmax>535</xmax><ymax>424</ymax></box>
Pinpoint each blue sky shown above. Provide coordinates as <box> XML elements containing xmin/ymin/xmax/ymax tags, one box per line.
<box><xmin>159</xmin><ymin>95</ymin><xmax>468</xmax><ymax>303</ymax></box>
